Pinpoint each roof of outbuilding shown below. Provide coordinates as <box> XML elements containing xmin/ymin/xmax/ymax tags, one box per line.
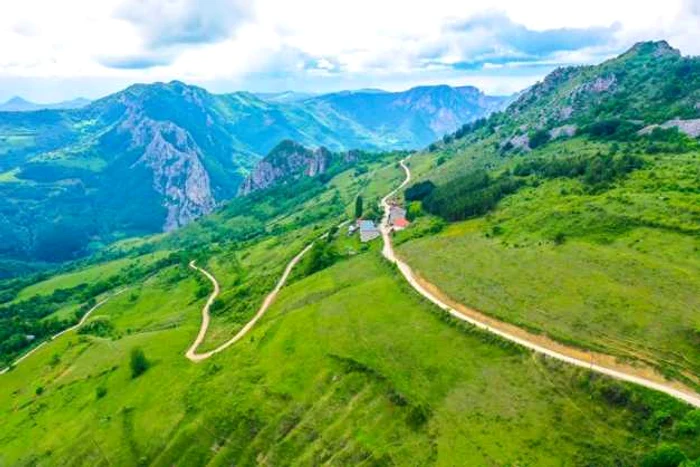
<box><xmin>359</xmin><ymin>220</ymin><xmax>378</xmax><ymax>231</ymax></box>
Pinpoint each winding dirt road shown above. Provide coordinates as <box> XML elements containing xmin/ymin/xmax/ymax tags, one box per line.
<box><xmin>185</xmin><ymin>221</ymin><xmax>351</xmax><ymax>361</ymax></box>
<box><xmin>185</xmin><ymin>243</ymin><xmax>314</xmax><ymax>362</ymax></box>
<box><xmin>381</xmin><ymin>158</ymin><xmax>700</xmax><ymax>408</ymax></box>
<box><xmin>0</xmin><ymin>290</ymin><xmax>124</xmax><ymax>375</ymax></box>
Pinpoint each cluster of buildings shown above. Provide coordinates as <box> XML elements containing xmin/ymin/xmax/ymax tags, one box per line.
<box><xmin>349</xmin><ymin>201</ymin><xmax>410</xmax><ymax>243</ymax></box>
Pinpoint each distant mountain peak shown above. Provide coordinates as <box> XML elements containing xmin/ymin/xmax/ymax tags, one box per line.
<box><xmin>0</xmin><ymin>95</ymin><xmax>91</xmax><ymax>112</ymax></box>
<box><xmin>5</xmin><ymin>96</ymin><xmax>31</xmax><ymax>105</ymax></box>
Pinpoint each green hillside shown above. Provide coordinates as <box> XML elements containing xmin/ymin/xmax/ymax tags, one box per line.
<box><xmin>394</xmin><ymin>41</ymin><xmax>700</xmax><ymax>386</ymax></box>
<box><xmin>2</xmin><ymin>226</ymin><xmax>699</xmax><ymax>466</ymax></box>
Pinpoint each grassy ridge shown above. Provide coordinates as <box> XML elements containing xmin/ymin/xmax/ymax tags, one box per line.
<box><xmin>1</xmin><ymin>252</ymin><xmax>698</xmax><ymax>465</ymax></box>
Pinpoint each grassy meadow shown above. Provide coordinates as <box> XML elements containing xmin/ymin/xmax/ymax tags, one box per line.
<box><xmin>1</xmin><ymin>250</ymin><xmax>699</xmax><ymax>466</ymax></box>
<box><xmin>398</xmin><ymin>147</ymin><xmax>700</xmax><ymax>384</ymax></box>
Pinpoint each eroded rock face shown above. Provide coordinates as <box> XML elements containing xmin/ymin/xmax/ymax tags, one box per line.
<box><xmin>639</xmin><ymin>118</ymin><xmax>700</xmax><ymax>138</ymax></box>
<box><xmin>238</xmin><ymin>141</ymin><xmax>330</xmax><ymax>195</ymax></box>
<box><xmin>121</xmin><ymin>113</ymin><xmax>216</xmax><ymax>231</ymax></box>
<box><xmin>238</xmin><ymin>141</ymin><xmax>361</xmax><ymax>196</ymax></box>
<box><xmin>585</xmin><ymin>75</ymin><xmax>617</xmax><ymax>93</ymax></box>
<box><xmin>550</xmin><ymin>125</ymin><xmax>577</xmax><ymax>139</ymax></box>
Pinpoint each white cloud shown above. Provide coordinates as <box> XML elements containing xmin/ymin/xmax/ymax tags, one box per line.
<box><xmin>0</xmin><ymin>0</ymin><xmax>697</xmax><ymax>101</ymax></box>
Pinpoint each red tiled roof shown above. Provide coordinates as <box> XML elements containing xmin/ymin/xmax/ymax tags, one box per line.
<box><xmin>393</xmin><ymin>217</ymin><xmax>409</xmax><ymax>227</ymax></box>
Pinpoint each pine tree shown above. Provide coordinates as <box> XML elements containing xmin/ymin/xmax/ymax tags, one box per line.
<box><xmin>355</xmin><ymin>195</ymin><xmax>363</xmax><ymax>219</ymax></box>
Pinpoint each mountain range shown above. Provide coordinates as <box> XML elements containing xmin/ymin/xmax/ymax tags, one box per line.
<box><xmin>0</xmin><ymin>82</ymin><xmax>507</xmax><ymax>270</ymax></box>
<box><xmin>0</xmin><ymin>96</ymin><xmax>92</xmax><ymax>112</ymax></box>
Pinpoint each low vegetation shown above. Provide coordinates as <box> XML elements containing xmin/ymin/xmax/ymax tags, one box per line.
<box><xmin>1</xmin><ymin>251</ymin><xmax>698</xmax><ymax>465</ymax></box>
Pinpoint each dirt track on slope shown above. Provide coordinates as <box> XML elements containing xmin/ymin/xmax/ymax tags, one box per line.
<box><xmin>380</xmin><ymin>158</ymin><xmax>700</xmax><ymax>408</ymax></box>
<box><xmin>185</xmin><ymin>244</ymin><xmax>314</xmax><ymax>362</ymax></box>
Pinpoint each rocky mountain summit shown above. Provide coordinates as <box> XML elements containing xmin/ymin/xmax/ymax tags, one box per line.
<box><xmin>239</xmin><ymin>140</ymin><xmax>360</xmax><ymax>195</ymax></box>
<box><xmin>488</xmin><ymin>41</ymin><xmax>700</xmax><ymax>151</ymax></box>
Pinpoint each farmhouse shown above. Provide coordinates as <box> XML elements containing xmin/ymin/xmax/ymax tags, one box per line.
<box><xmin>389</xmin><ymin>205</ymin><xmax>407</xmax><ymax>224</ymax></box>
<box><xmin>392</xmin><ymin>217</ymin><xmax>409</xmax><ymax>230</ymax></box>
<box><xmin>388</xmin><ymin>203</ymin><xmax>410</xmax><ymax>231</ymax></box>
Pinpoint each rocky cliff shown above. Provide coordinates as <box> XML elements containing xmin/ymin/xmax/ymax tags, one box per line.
<box><xmin>238</xmin><ymin>140</ymin><xmax>359</xmax><ymax>196</ymax></box>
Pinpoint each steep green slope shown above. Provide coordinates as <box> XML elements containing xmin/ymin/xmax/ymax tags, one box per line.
<box><xmin>1</xmin><ymin>125</ymin><xmax>699</xmax><ymax>465</ymax></box>
<box><xmin>394</xmin><ymin>41</ymin><xmax>700</xmax><ymax>385</ymax></box>
<box><xmin>399</xmin><ymin>147</ymin><xmax>700</xmax><ymax>381</ymax></box>
<box><xmin>502</xmin><ymin>40</ymin><xmax>699</xmax><ymax>136</ymax></box>
<box><xmin>0</xmin><ymin>149</ymin><xmax>402</xmax><ymax>369</ymax></box>
<box><xmin>1</xmin><ymin>249</ymin><xmax>698</xmax><ymax>466</ymax></box>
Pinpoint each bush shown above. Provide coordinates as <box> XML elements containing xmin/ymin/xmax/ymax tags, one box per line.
<box><xmin>641</xmin><ymin>444</ymin><xmax>687</xmax><ymax>467</ymax></box>
<box><xmin>354</xmin><ymin>195</ymin><xmax>363</xmax><ymax>219</ymax></box>
<box><xmin>35</xmin><ymin>386</ymin><xmax>44</xmax><ymax>396</ymax></box>
<box><xmin>406</xmin><ymin>202</ymin><xmax>423</xmax><ymax>221</ymax></box>
<box><xmin>78</xmin><ymin>317</ymin><xmax>115</xmax><ymax>338</ymax></box>
<box><xmin>675</xmin><ymin>410</ymin><xmax>700</xmax><ymax>435</ymax></box>
<box><xmin>209</xmin><ymin>298</ymin><xmax>226</xmax><ymax>315</ymax></box>
<box><xmin>300</xmin><ymin>242</ymin><xmax>339</xmax><ymax>277</ymax></box>
<box><xmin>579</xmin><ymin>119</ymin><xmax>642</xmax><ymax>141</ymax></box>
<box><xmin>129</xmin><ymin>347</ymin><xmax>150</xmax><ymax>379</ymax></box>
<box><xmin>553</xmin><ymin>232</ymin><xmax>566</xmax><ymax>245</ymax></box>
<box><xmin>96</xmin><ymin>386</ymin><xmax>107</xmax><ymax>399</ymax></box>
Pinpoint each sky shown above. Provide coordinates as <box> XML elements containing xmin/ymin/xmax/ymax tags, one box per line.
<box><xmin>1</xmin><ymin>0</ymin><xmax>699</xmax><ymax>102</ymax></box>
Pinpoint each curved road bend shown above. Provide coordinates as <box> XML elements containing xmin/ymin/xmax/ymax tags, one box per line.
<box><xmin>381</xmin><ymin>158</ymin><xmax>700</xmax><ymax>409</ymax></box>
<box><xmin>185</xmin><ymin>221</ymin><xmax>351</xmax><ymax>362</ymax></box>
<box><xmin>186</xmin><ymin>243</ymin><xmax>314</xmax><ymax>362</ymax></box>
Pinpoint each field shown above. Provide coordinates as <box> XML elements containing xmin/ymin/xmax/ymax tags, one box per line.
<box><xmin>1</xmin><ymin>250</ymin><xmax>698</xmax><ymax>466</ymax></box>
<box><xmin>15</xmin><ymin>252</ymin><xmax>171</xmax><ymax>301</ymax></box>
<box><xmin>398</xmin><ymin>149</ymin><xmax>700</xmax><ymax>384</ymax></box>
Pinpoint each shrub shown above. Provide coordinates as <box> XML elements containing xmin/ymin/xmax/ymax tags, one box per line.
<box><xmin>129</xmin><ymin>347</ymin><xmax>150</xmax><ymax>379</ymax></box>
<box><xmin>301</xmin><ymin>242</ymin><xmax>339</xmax><ymax>277</ymax></box>
<box><xmin>579</xmin><ymin>119</ymin><xmax>641</xmax><ymax>141</ymax></box>
<box><xmin>354</xmin><ymin>195</ymin><xmax>363</xmax><ymax>219</ymax></box>
<box><xmin>96</xmin><ymin>386</ymin><xmax>108</xmax><ymax>399</ymax></box>
<box><xmin>641</xmin><ymin>444</ymin><xmax>687</xmax><ymax>467</ymax></box>
<box><xmin>195</xmin><ymin>285</ymin><xmax>210</xmax><ymax>299</ymax></box>
<box><xmin>209</xmin><ymin>298</ymin><xmax>226</xmax><ymax>315</ymax></box>
<box><xmin>35</xmin><ymin>386</ymin><xmax>44</xmax><ymax>396</ymax></box>
<box><xmin>406</xmin><ymin>202</ymin><xmax>423</xmax><ymax>221</ymax></box>
<box><xmin>553</xmin><ymin>232</ymin><xmax>566</xmax><ymax>245</ymax></box>
<box><xmin>675</xmin><ymin>410</ymin><xmax>700</xmax><ymax>435</ymax></box>
<box><xmin>78</xmin><ymin>318</ymin><xmax>115</xmax><ymax>338</ymax></box>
